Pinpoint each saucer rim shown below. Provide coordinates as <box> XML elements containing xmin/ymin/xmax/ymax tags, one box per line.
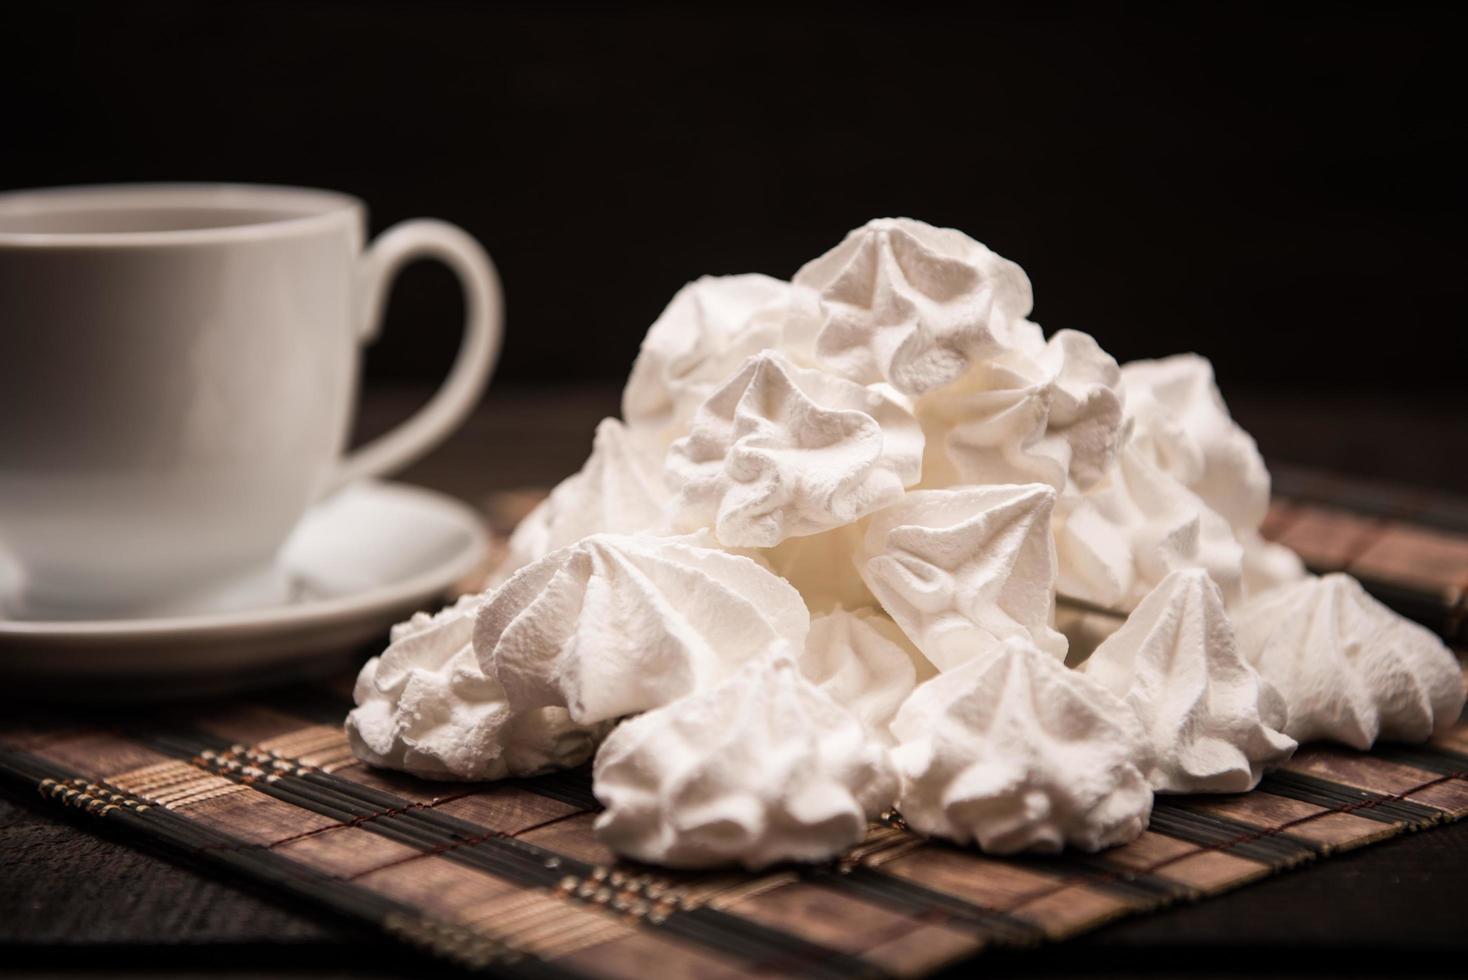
<box><xmin>0</xmin><ymin>481</ymin><xmax>486</xmax><ymax>642</ymax></box>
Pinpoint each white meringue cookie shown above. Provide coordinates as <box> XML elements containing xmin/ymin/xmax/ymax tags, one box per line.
<box><xmin>794</xmin><ymin>217</ymin><xmax>1033</xmax><ymax>396</ymax></box>
<box><xmin>858</xmin><ymin>485</ymin><xmax>1068</xmax><ymax>670</ymax></box>
<box><xmin>666</xmin><ymin>350</ymin><xmax>924</xmax><ymax>548</ymax></box>
<box><xmin>622</xmin><ymin>274</ymin><xmax>793</xmax><ymax>446</ymax></box>
<box><xmin>1054</xmin><ymin>440</ymin><xmax>1244</xmax><ymax>610</ymax></box>
<box><xmin>800</xmin><ymin>608</ymin><xmax>935</xmax><ymax>742</ymax></box>
<box><xmin>592</xmin><ymin>656</ymin><xmax>897</xmax><ymax>869</ymax></box>
<box><xmin>1239</xmin><ymin>531</ymin><xmax>1308</xmax><ymax>600</ymax></box>
<box><xmin>1121</xmin><ymin>354</ymin><xmax>1270</xmax><ymax>536</ymax></box>
<box><xmin>760</xmin><ymin>522</ymin><xmax>876</xmax><ymax>613</ymax></box>
<box><xmin>917</xmin><ymin>328</ymin><xmax>1124</xmax><ymax>492</ymax></box>
<box><xmin>347</xmin><ymin>595</ymin><xmax>603</xmax><ymax>780</ymax></box>
<box><xmin>890</xmin><ymin>635</ymin><xmax>1153</xmax><ymax>853</ymax></box>
<box><xmin>1234</xmin><ymin>574</ymin><xmax>1465</xmax><ymax>749</ymax></box>
<box><xmin>1038</xmin><ymin>330</ymin><xmax>1128</xmax><ymax>490</ymax></box>
<box><xmin>915</xmin><ymin>351</ymin><xmax>1056</xmax><ymax>490</ymax></box>
<box><xmin>1083</xmin><ymin>569</ymin><xmax>1296</xmax><ymax>793</ymax></box>
<box><xmin>476</xmin><ymin>532</ymin><xmax>810</xmax><ymax>725</ymax></box>
<box><xmin>1008</xmin><ymin>317</ymin><xmax>1048</xmax><ymax>357</ymax></box>
<box><xmin>499</xmin><ymin>417</ymin><xmax>671</xmax><ymax>578</ymax></box>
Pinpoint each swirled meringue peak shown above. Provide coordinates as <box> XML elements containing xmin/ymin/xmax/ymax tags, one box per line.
<box><xmin>666</xmin><ymin>350</ymin><xmax>924</xmax><ymax>548</ymax></box>
<box><xmin>1234</xmin><ymin>574</ymin><xmax>1465</xmax><ymax>749</ymax></box>
<box><xmin>622</xmin><ymin>274</ymin><xmax>793</xmax><ymax>446</ymax></box>
<box><xmin>799</xmin><ymin>607</ymin><xmax>935</xmax><ymax>742</ymax></box>
<box><xmin>347</xmin><ymin>595</ymin><xmax>604</xmax><ymax>780</ymax></box>
<box><xmin>1054</xmin><ymin>440</ymin><xmax>1243</xmax><ymax>611</ymax></box>
<box><xmin>858</xmin><ymin>484</ymin><xmax>1068</xmax><ymax>670</ymax></box>
<box><xmin>1121</xmin><ymin>354</ymin><xmax>1270</xmax><ymax>537</ymax></box>
<box><xmin>890</xmin><ymin>635</ymin><xmax>1152</xmax><ymax>853</ymax></box>
<box><xmin>917</xmin><ymin>327</ymin><xmax>1124</xmax><ymax>492</ymax></box>
<box><xmin>592</xmin><ymin>656</ymin><xmax>897</xmax><ymax>869</ymax></box>
<box><xmin>499</xmin><ymin>417</ymin><xmax>671</xmax><ymax>578</ymax></box>
<box><xmin>794</xmin><ymin>218</ymin><xmax>1033</xmax><ymax>396</ymax></box>
<box><xmin>1083</xmin><ymin>569</ymin><xmax>1296</xmax><ymax>793</ymax></box>
<box><xmin>476</xmin><ymin>532</ymin><xmax>810</xmax><ymax>725</ymax></box>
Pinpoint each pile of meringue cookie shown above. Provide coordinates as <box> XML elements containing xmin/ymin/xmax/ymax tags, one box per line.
<box><xmin>347</xmin><ymin>218</ymin><xmax>1465</xmax><ymax>869</ymax></box>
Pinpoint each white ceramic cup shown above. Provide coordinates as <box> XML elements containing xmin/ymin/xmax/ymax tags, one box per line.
<box><xmin>0</xmin><ymin>183</ymin><xmax>503</xmax><ymax>620</ymax></box>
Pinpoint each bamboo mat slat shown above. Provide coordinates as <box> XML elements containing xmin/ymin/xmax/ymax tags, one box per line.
<box><xmin>3</xmin><ymin>475</ymin><xmax>1467</xmax><ymax>978</ymax></box>
<box><xmin>1268</xmin><ymin>465</ymin><xmax>1468</xmax><ymax>642</ymax></box>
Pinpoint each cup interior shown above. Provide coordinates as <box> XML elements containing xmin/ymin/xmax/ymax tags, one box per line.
<box><xmin>0</xmin><ymin>205</ymin><xmax>311</xmax><ymax>235</ymax></box>
<box><xmin>0</xmin><ymin>184</ymin><xmax>360</xmax><ymax>241</ymax></box>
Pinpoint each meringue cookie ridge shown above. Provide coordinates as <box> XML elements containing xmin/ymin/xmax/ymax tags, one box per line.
<box><xmin>476</xmin><ymin>532</ymin><xmax>811</xmax><ymax>725</ymax></box>
<box><xmin>890</xmin><ymin>634</ymin><xmax>1153</xmax><ymax>853</ymax></box>
<box><xmin>1083</xmin><ymin>568</ymin><xmax>1296</xmax><ymax>793</ymax></box>
<box><xmin>592</xmin><ymin>655</ymin><xmax>896</xmax><ymax>869</ymax></box>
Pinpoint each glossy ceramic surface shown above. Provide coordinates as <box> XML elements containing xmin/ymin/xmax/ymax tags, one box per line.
<box><xmin>0</xmin><ymin>480</ymin><xmax>486</xmax><ymax>699</ymax></box>
<box><xmin>0</xmin><ymin>184</ymin><xmax>501</xmax><ymax>619</ymax></box>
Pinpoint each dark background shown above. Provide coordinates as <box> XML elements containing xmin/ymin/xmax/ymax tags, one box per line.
<box><xmin>3</xmin><ymin>1</ymin><xmax>1464</xmax><ymax>398</ymax></box>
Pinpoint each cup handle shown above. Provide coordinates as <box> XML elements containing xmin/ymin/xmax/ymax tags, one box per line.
<box><xmin>323</xmin><ymin>219</ymin><xmax>503</xmax><ymax>496</ymax></box>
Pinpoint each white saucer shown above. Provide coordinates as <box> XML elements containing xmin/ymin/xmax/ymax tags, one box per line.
<box><xmin>0</xmin><ymin>480</ymin><xmax>486</xmax><ymax>700</ymax></box>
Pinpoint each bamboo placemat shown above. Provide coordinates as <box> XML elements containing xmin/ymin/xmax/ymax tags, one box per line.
<box><xmin>1269</xmin><ymin>464</ymin><xmax>1468</xmax><ymax>642</ymax></box>
<box><xmin>2</xmin><ymin>473</ymin><xmax>1467</xmax><ymax>979</ymax></box>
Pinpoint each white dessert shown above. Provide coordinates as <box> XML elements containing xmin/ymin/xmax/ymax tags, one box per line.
<box><xmin>346</xmin><ymin>595</ymin><xmax>604</xmax><ymax>780</ymax></box>
<box><xmin>592</xmin><ymin>656</ymin><xmax>896</xmax><ymax>869</ymax></box>
<box><xmin>666</xmin><ymin>350</ymin><xmax>924</xmax><ymax>548</ymax></box>
<box><xmin>1120</xmin><ymin>355</ymin><xmax>1270</xmax><ymax>538</ymax></box>
<box><xmin>799</xmin><ymin>607</ymin><xmax>935</xmax><ymax>743</ymax></box>
<box><xmin>500</xmin><ymin>417</ymin><xmax>669</xmax><ymax>578</ymax></box>
<box><xmin>622</xmin><ymin>273</ymin><xmax>793</xmax><ymax>447</ymax></box>
<box><xmin>794</xmin><ymin>218</ymin><xmax>1033</xmax><ymax>395</ymax></box>
<box><xmin>1239</xmin><ymin>531</ymin><xmax>1308</xmax><ymax>600</ymax></box>
<box><xmin>1234</xmin><ymin>574</ymin><xmax>1465</xmax><ymax>748</ymax></box>
<box><xmin>917</xmin><ymin>327</ymin><xmax>1124</xmax><ymax>493</ymax></box>
<box><xmin>344</xmin><ymin>216</ymin><xmax>1460</xmax><ymax>873</ymax></box>
<box><xmin>890</xmin><ymin>635</ymin><xmax>1153</xmax><ymax>853</ymax></box>
<box><xmin>760</xmin><ymin>522</ymin><xmax>876</xmax><ymax>613</ymax></box>
<box><xmin>858</xmin><ymin>484</ymin><xmax>1068</xmax><ymax>669</ymax></box>
<box><xmin>1054</xmin><ymin>438</ymin><xmax>1244</xmax><ymax>611</ymax></box>
<box><xmin>476</xmin><ymin>532</ymin><xmax>809</xmax><ymax>725</ymax></box>
<box><xmin>1083</xmin><ymin>569</ymin><xmax>1296</xmax><ymax>793</ymax></box>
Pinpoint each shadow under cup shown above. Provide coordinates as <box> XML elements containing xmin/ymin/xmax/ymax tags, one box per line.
<box><xmin>0</xmin><ymin>184</ymin><xmax>373</xmax><ymax>621</ymax></box>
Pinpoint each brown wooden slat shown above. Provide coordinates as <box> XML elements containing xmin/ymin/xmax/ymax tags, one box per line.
<box><xmin>434</xmin><ymin>787</ymin><xmax>587</xmax><ymax>834</ymax></box>
<box><xmin>1096</xmin><ymin>830</ymin><xmax>1198</xmax><ymax>870</ymax></box>
<box><xmin>858</xmin><ymin>922</ymin><xmax>986</xmax><ymax>979</ymax></box>
<box><xmin>1008</xmin><ymin>884</ymin><xmax>1135</xmax><ymax>940</ymax></box>
<box><xmin>1349</xmin><ymin>523</ymin><xmax>1468</xmax><ymax>605</ymax></box>
<box><xmin>1285</xmin><ymin>747</ymin><xmax>1468</xmax><ymax>816</ymax></box>
<box><xmin>721</xmin><ymin>880</ymin><xmax>940</xmax><ymax>955</ymax></box>
<box><xmin>273</xmin><ymin>825</ymin><xmax>423</xmax><ymax>877</ymax></box>
<box><xmin>878</xmin><ymin>847</ymin><xmax>1066</xmax><ymax>911</ymax></box>
<box><xmin>557</xmin><ymin>929</ymin><xmax>764</xmax><ymax>980</ymax></box>
<box><xmin>1271</xmin><ymin>505</ymin><xmax>1383</xmax><ymax>572</ymax></box>
<box><xmin>1148</xmin><ymin>850</ymin><xmax>1270</xmax><ymax>892</ymax></box>
<box><xmin>516</xmin><ymin>812</ymin><xmax>619</xmax><ymax>866</ymax></box>
<box><xmin>1183</xmin><ymin>794</ymin><xmax>1393</xmax><ymax>852</ymax></box>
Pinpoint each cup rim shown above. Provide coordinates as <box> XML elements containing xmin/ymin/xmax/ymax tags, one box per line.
<box><xmin>0</xmin><ymin>182</ymin><xmax>365</xmax><ymax>248</ymax></box>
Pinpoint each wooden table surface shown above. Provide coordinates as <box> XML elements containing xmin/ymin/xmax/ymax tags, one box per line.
<box><xmin>3</xmin><ymin>384</ymin><xmax>1465</xmax><ymax>978</ymax></box>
